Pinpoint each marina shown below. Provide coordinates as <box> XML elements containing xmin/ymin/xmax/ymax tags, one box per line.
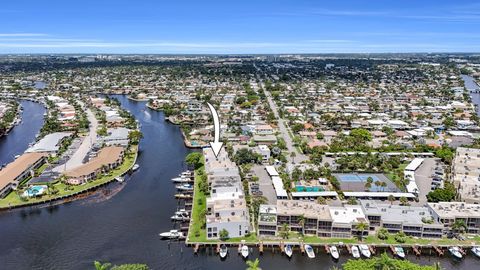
<box><xmin>0</xmin><ymin>96</ymin><xmax>478</xmax><ymax>269</ymax></box>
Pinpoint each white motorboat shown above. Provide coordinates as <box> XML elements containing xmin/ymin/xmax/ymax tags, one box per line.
<box><xmin>219</xmin><ymin>244</ymin><xmax>228</xmax><ymax>259</ymax></box>
<box><xmin>241</xmin><ymin>245</ymin><xmax>249</xmax><ymax>258</ymax></box>
<box><xmin>115</xmin><ymin>176</ymin><xmax>124</xmax><ymax>183</ymax></box>
<box><xmin>284</xmin><ymin>244</ymin><xmax>293</xmax><ymax>258</ymax></box>
<box><xmin>159</xmin><ymin>229</ymin><xmax>184</xmax><ymax>239</ymax></box>
<box><xmin>395</xmin><ymin>246</ymin><xmax>405</xmax><ymax>259</ymax></box>
<box><xmin>304</xmin><ymin>244</ymin><xmax>315</xmax><ymax>259</ymax></box>
<box><xmin>176</xmin><ymin>184</ymin><xmax>193</xmax><ymax>191</ymax></box>
<box><xmin>180</xmin><ymin>171</ymin><xmax>193</xmax><ymax>177</ymax></box>
<box><xmin>449</xmin><ymin>246</ymin><xmax>463</xmax><ymax>259</ymax></box>
<box><xmin>171</xmin><ymin>210</ymin><xmax>190</xmax><ymax>221</ymax></box>
<box><xmin>351</xmin><ymin>245</ymin><xmax>360</xmax><ymax>258</ymax></box>
<box><xmin>171</xmin><ymin>176</ymin><xmax>193</xmax><ymax>183</ymax></box>
<box><xmin>359</xmin><ymin>245</ymin><xmax>371</xmax><ymax>258</ymax></box>
<box><xmin>132</xmin><ymin>164</ymin><xmax>140</xmax><ymax>171</ymax></box>
<box><xmin>471</xmin><ymin>246</ymin><xmax>480</xmax><ymax>258</ymax></box>
<box><xmin>329</xmin><ymin>246</ymin><xmax>340</xmax><ymax>260</ymax></box>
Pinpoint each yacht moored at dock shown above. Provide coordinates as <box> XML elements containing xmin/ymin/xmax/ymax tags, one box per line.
<box><xmin>359</xmin><ymin>245</ymin><xmax>371</xmax><ymax>258</ymax></box>
<box><xmin>240</xmin><ymin>245</ymin><xmax>249</xmax><ymax>259</ymax></box>
<box><xmin>394</xmin><ymin>246</ymin><xmax>406</xmax><ymax>259</ymax></box>
<box><xmin>304</xmin><ymin>245</ymin><xmax>315</xmax><ymax>259</ymax></box>
<box><xmin>159</xmin><ymin>230</ymin><xmax>185</xmax><ymax>240</ymax></box>
<box><xmin>351</xmin><ymin>245</ymin><xmax>360</xmax><ymax>258</ymax></box>
<box><xmin>329</xmin><ymin>246</ymin><xmax>340</xmax><ymax>260</ymax></box>
<box><xmin>471</xmin><ymin>246</ymin><xmax>480</xmax><ymax>258</ymax></box>
<box><xmin>284</xmin><ymin>244</ymin><xmax>293</xmax><ymax>258</ymax></box>
<box><xmin>449</xmin><ymin>247</ymin><xmax>463</xmax><ymax>260</ymax></box>
<box><xmin>219</xmin><ymin>244</ymin><xmax>228</xmax><ymax>259</ymax></box>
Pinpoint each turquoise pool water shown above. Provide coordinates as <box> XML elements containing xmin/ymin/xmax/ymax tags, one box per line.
<box><xmin>295</xmin><ymin>186</ymin><xmax>324</xmax><ymax>192</ymax></box>
<box><xmin>23</xmin><ymin>185</ymin><xmax>47</xmax><ymax>197</ymax></box>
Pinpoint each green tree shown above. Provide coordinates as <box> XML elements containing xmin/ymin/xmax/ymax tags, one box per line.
<box><xmin>94</xmin><ymin>261</ymin><xmax>112</xmax><ymax>270</ymax></box>
<box><xmin>185</xmin><ymin>152</ymin><xmax>203</xmax><ymax>169</ymax></box>
<box><xmin>279</xmin><ymin>223</ymin><xmax>290</xmax><ymax>239</ymax></box>
<box><xmin>245</xmin><ymin>258</ymin><xmax>261</xmax><ymax>270</ymax></box>
<box><xmin>219</xmin><ymin>229</ymin><xmax>229</xmax><ymax>241</ymax></box>
<box><xmin>355</xmin><ymin>222</ymin><xmax>368</xmax><ymax>241</ymax></box>
<box><xmin>128</xmin><ymin>130</ymin><xmax>143</xmax><ymax>145</ymax></box>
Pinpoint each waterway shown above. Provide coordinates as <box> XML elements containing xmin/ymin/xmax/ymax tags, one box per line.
<box><xmin>0</xmin><ymin>95</ymin><xmax>478</xmax><ymax>269</ymax></box>
<box><xmin>0</xmin><ymin>100</ymin><xmax>45</xmax><ymax>166</ymax></box>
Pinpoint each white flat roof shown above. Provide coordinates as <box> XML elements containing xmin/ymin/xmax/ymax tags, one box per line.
<box><xmin>271</xmin><ymin>176</ymin><xmax>288</xmax><ymax>198</ymax></box>
<box><xmin>343</xmin><ymin>192</ymin><xmax>416</xmax><ymax>198</ymax></box>
<box><xmin>265</xmin><ymin>166</ymin><xmax>279</xmax><ymax>177</ymax></box>
<box><xmin>405</xmin><ymin>158</ymin><xmax>424</xmax><ymax>171</ymax></box>
<box><xmin>291</xmin><ymin>191</ymin><xmax>338</xmax><ymax>198</ymax></box>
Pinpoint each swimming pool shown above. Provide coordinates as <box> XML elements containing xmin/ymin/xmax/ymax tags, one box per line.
<box><xmin>295</xmin><ymin>186</ymin><xmax>324</xmax><ymax>192</ymax></box>
<box><xmin>23</xmin><ymin>185</ymin><xmax>47</xmax><ymax>197</ymax></box>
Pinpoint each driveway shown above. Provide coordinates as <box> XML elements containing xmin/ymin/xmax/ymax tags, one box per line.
<box><xmin>252</xmin><ymin>165</ymin><xmax>277</xmax><ymax>204</ymax></box>
<box><xmin>414</xmin><ymin>158</ymin><xmax>437</xmax><ymax>205</ymax></box>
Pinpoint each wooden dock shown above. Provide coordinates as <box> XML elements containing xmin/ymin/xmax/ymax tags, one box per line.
<box><xmin>412</xmin><ymin>245</ymin><xmax>421</xmax><ymax>256</ymax></box>
<box><xmin>433</xmin><ymin>246</ymin><xmax>444</xmax><ymax>256</ymax></box>
<box><xmin>369</xmin><ymin>245</ymin><xmax>376</xmax><ymax>255</ymax></box>
<box><xmin>259</xmin><ymin>242</ymin><xmax>264</xmax><ymax>255</ymax></box>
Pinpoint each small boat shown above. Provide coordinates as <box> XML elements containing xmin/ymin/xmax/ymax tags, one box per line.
<box><xmin>351</xmin><ymin>245</ymin><xmax>360</xmax><ymax>258</ymax></box>
<box><xmin>176</xmin><ymin>184</ymin><xmax>193</xmax><ymax>191</ymax></box>
<box><xmin>171</xmin><ymin>209</ymin><xmax>190</xmax><ymax>221</ymax></box>
<box><xmin>359</xmin><ymin>244</ymin><xmax>371</xmax><ymax>258</ymax></box>
<box><xmin>171</xmin><ymin>177</ymin><xmax>194</xmax><ymax>183</ymax></box>
<box><xmin>115</xmin><ymin>176</ymin><xmax>124</xmax><ymax>182</ymax></box>
<box><xmin>159</xmin><ymin>229</ymin><xmax>184</xmax><ymax>239</ymax></box>
<box><xmin>132</xmin><ymin>164</ymin><xmax>140</xmax><ymax>171</ymax></box>
<box><xmin>241</xmin><ymin>245</ymin><xmax>249</xmax><ymax>258</ymax></box>
<box><xmin>304</xmin><ymin>244</ymin><xmax>315</xmax><ymax>259</ymax></box>
<box><xmin>219</xmin><ymin>244</ymin><xmax>228</xmax><ymax>259</ymax></box>
<box><xmin>284</xmin><ymin>244</ymin><xmax>293</xmax><ymax>258</ymax></box>
<box><xmin>471</xmin><ymin>246</ymin><xmax>480</xmax><ymax>258</ymax></box>
<box><xmin>329</xmin><ymin>246</ymin><xmax>340</xmax><ymax>260</ymax></box>
<box><xmin>449</xmin><ymin>246</ymin><xmax>463</xmax><ymax>259</ymax></box>
<box><xmin>174</xmin><ymin>194</ymin><xmax>192</xmax><ymax>199</ymax></box>
<box><xmin>395</xmin><ymin>246</ymin><xmax>405</xmax><ymax>259</ymax></box>
<box><xmin>180</xmin><ymin>171</ymin><xmax>193</xmax><ymax>177</ymax></box>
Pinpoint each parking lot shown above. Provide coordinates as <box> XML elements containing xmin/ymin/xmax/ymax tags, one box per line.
<box><xmin>415</xmin><ymin>158</ymin><xmax>444</xmax><ymax>204</ymax></box>
<box><xmin>251</xmin><ymin>164</ymin><xmax>277</xmax><ymax>204</ymax></box>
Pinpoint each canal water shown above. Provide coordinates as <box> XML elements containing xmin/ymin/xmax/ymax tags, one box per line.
<box><xmin>0</xmin><ymin>100</ymin><xmax>45</xmax><ymax>166</ymax></box>
<box><xmin>0</xmin><ymin>95</ymin><xmax>478</xmax><ymax>269</ymax></box>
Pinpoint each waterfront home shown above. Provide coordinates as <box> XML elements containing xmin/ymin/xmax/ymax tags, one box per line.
<box><xmin>203</xmin><ymin>148</ymin><xmax>250</xmax><ymax>239</ymax></box>
<box><xmin>26</xmin><ymin>132</ymin><xmax>72</xmax><ymax>155</ymax></box>
<box><xmin>0</xmin><ymin>152</ymin><xmax>48</xmax><ymax>198</ymax></box>
<box><xmin>64</xmin><ymin>146</ymin><xmax>124</xmax><ymax>184</ymax></box>
<box><xmin>360</xmin><ymin>200</ymin><xmax>443</xmax><ymax>238</ymax></box>
<box><xmin>101</xmin><ymin>127</ymin><xmax>131</xmax><ymax>146</ymax></box>
<box><xmin>276</xmin><ymin>200</ymin><xmax>333</xmax><ymax>237</ymax></box>
<box><xmin>329</xmin><ymin>205</ymin><xmax>369</xmax><ymax>238</ymax></box>
<box><xmin>258</xmin><ymin>204</ymin><xmax>277</xmax><ymax>236</ymax></box>
<box><xmin>428</xmin><ymin>202</ymin><xmax>480</xmax><ymax>234</ymax></box>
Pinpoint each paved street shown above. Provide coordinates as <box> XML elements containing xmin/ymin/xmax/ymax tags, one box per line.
<box><xmin>264</xmin><ymin>87</ymin><xmax>308</xmax><ymax>165</ymax></box>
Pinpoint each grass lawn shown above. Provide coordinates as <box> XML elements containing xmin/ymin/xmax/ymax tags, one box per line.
<box><xmin>385</xmin><ymin>163</ymin><xmax>408</xmax><ymax>182</ymax></box>
<box><xmin>188</xmin><ymin>158</ymin><xmax>207</xmax><ymax>242</ymax></box>
<box><xmin>0</xmin><ymin>146</ymin><xmax>138</xmax><ymax>208</ymax></box>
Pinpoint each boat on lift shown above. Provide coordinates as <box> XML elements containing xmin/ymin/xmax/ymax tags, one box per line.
<box><xmin>171</xmin><ymin>210</ymin><xmax>190</xmax><ymax>221</ymax></box>
<box><xmin>115</xmin><ymin>176</ymin><xmax>124</xmax><ymax>183</ymax></box>
<box><xmin>171</xmin><ymin>176</ymin><xmax>194</xmax><ymax>183</ymax></box>
<box><xmin>449</xmin><ymin>246</ymin><xmax>463</xmax><ymax>259</ymax></box>
<box><xmin>132</xmin><ymin>164</ymin><xmax>140</xmax><ymax>171</ymax></box>
<box><xmin>219</xmin><ymin>244</ymin><xmax>228</xmax><ymax>259</ymax></box>
<box><xmin>395</xmin><ymin>246</ymin><xmax>406</xmax><ymax>259</ymax></box>
<box><xmin>351</xmin><ymin>245</ymin><xmax>360</xmax><ymax>258</ymax></box>
<box><xmin>471</xmin><ymin>246</ymin><xmax>480</xmax><ymax>258</ymax></box>
<box><xmin>304</xmin><ymin>244</ymin><xmax>315</xmax><ymax>259</ymax></box>
<box><xmin>329</xmin><ymin>246</ymin><xmax>340</xmax><ymax>260</ymax></box>
<box><xmin>359</xmin><ymin>244</ymin><xmax>371</xmax><ymax>258</ymax></box>
<box><xmin>284</xmin><ymin>244</ymin><xmax>293</xmax><ymax>258</ymax></box>
<box><xmin>241</xmin><ymin>245</ymin><xmax>249</xmax><ymax>258</ymax></box>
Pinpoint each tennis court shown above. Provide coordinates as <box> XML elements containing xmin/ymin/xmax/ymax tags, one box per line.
<box><xmin>333</xmin><ymin>173</ymin><xmax>398</xmax><ymax>192</ymax></box>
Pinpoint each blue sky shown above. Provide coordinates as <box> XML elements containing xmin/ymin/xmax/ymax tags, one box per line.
<box><xmin>1</xmin><ymin>0</ymin><xmax>480</xmax><ymax>54</ymax></box>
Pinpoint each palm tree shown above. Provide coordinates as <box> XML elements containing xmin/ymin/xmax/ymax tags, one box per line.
<box><xmin>280</xmin><ymin>223</ymin><xmax>290</xmax><ymax>239</ymax></box>
<box><xmin>374</xmin><ymin>253</ymin><xmax>395</xmax><ymax>270</ymax></box>
<box><xmin>355</xmin><ymin>222</ymin><xmax>368</xmax><ymax>241</ymax></box>
<box><xmin>298</xmin><ymin>215</ymin><xmax>305</xmax><ymax>236</ymax></box>
<box><xmin>388</xmin><ymin>195</ymin><xmax>395</xmax><ymax>205</ymax></box>
<box><xmin>317</xmin><ymin>197</ymin><xmax>326</xmax><ymax>205</ymax></box>
<box><xmin>452</xmin><ymin>219</ymin><xmax>467</xmax><ymax>235</ymax></box>
<box><xmin>246</xmin><ymin>258</ymin><xmax>261</xmax><ymax>270</ymax></box>
<box><xmin>94</xmin><ymin>261</ymin><xmax>111</xmax><ymax>270</ymax></box>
